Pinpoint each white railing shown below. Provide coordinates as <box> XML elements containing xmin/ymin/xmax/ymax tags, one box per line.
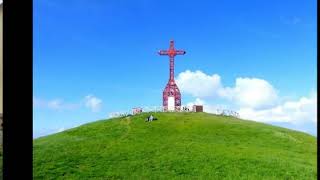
<box><xmin>214</xmin><ymin>109</ymin><xmax>240</xmax><ymax>118</ymax></box>
<box><xmin>108</xmin><ymin>106</ymin><xmax>240</xmax><ymax>119</ymax></box>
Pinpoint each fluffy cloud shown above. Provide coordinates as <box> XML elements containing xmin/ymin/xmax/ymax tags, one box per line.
<box><xmin>224</xmin><ymin>78</ymin><xmax>278</xmax><ymax>109</ymax></box>
<box><xmin>33</xmin><ymin>97</ymin><xmax>79</xmax><ymax>110</ymax></box>
<box><xmin>34</xmin><ymin>95</ymin><xmax>103</xmax><ymax>112</ymax></box>
<box><xmin>176</xmin><ymin>70</ymin><xmax>223</xmax><ymax>97</ymax></box>
<box><xmin>185</xmin><ymin>98</ymin><xmax>205</xmax><ymax>107</ymax></box>
<box><xmin>47</xmin><ymin>99</ymin><xmax>63</xmax><ymax>109</ymax></box>
<box><xmin>85</xmin><ymin>95</ymin><xmax>102</xmax><ymax>112</ymax></box>
<box><xmin>176</xmin><ymin>70</ymin><xmax>278</xmax><ymax>109</ymax></box>
<box><xmin>238</xmin><ymin>92</ymin><xmax>317</xmax><ymax>125</ymax></box>
<box><xmin>177</xmin><ymin>70</ymin><xmax>316</xmax><ymax>131</ymax></box>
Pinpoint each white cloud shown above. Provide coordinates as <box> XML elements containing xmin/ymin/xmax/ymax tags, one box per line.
<box><xmin>47</xmin><ymin>99</ymin><xmax>63</xmax><ymax>109</ymax></box>
<box><xmin>224</xmin><ymin>78</ymin><xmax>278</xmax><ymax>109</ymax></box>
<box><xmin>177</xmin><ymin>70</ymin><xmax>317</xmax><ymax>133</ymax></box>
<box><xmin>238</xmin><ymin>92</ymin><xmax>317</xmax><ymax>125</ymax></box>
<box><xmin>33</xmin><ymin>97</ymin><xmax>79</xmax><ymax>110</ymax></box>
<box><xmin>85</xmin><ymin>95</ymin><xmax>102</xmax><ymax>112</ymax></box>
<box><xmin>176</xmin><ymin>70</ymin><xmax>223</xmax><ymax>97</ymax></box>
<box><xmin>34</xmin><ymin>95</ymin><xmax>103</xmax><ymax>112</ymax></box>
<box><xmin>185</xmin><ymin>98</ymin><xmax>205</xmax><ymax>107</ymax></box>
<box><xmin>176</xmin><ymin>70</ymin><xmax>278</xmax><ymax>109</ymax></box>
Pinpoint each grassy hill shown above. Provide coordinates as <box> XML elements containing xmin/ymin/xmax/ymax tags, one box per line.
<box><xmin>33</xmin><ymin>112</ymin><xmax>317</xmax><ymax>179</ymax></box>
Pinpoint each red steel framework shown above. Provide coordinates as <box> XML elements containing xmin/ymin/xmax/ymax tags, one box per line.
<box><xmin>158</xmin><ymin>40</ymin><xmax>186</xmax><ymax>111</ymax></box>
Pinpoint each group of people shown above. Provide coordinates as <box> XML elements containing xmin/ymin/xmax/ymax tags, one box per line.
<box><xmin>182</xmin><ymin>107</ymin><xmax>190</xmax><ymax>111</ymax></box>
<box><xmin>145</xmin><ymin>114</ymin><xmax>157</xmax><ymax>122</ymax></box>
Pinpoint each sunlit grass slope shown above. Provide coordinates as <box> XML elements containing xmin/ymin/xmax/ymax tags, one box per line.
<box><xmin>33</xmin><ymin>112</ymin><xmax>317</xmax><ymax>179</ymax></box>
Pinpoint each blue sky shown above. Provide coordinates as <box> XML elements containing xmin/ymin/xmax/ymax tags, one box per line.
<box><xmin>33</xmin><ymin>0</ymin><xmax>317</xmax><ymax>137</ymax></box>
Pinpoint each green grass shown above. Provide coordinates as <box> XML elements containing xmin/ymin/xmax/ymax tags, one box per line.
<box><xmin>33</xmin><ymin>112</ymin><xmax>317</xmax><ymax>179</ymax></box>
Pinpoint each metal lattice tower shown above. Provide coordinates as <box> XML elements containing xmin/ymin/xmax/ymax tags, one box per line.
<box><xmin>158</xmin><ymin>40</ymin><xmax>186</xmax><ymax>111</ymax></box>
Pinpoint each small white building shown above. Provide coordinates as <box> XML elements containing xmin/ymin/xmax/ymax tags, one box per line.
<box><xmin>132</xmin><ymin>107</ymin><xmax>142</xmax><ymax>115</ymax></box>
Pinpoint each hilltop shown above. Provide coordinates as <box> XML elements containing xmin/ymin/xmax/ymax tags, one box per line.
<box><xmin>33</xmin><ymin>112</ymin><xmax>317</xmax><ymax>179</ymax></box>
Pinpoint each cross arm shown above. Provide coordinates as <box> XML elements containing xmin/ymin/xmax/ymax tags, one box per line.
<box><xmin>175</xmin><ymin>50</ymin><xmax>186</xmax><ymax>55</ymax></box>
<box><xmin>158</xmin><ymin>50</ymin><xmax>169</xmax><ymax>55</ymax></box>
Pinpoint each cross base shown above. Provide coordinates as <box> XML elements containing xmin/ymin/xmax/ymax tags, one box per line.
<box><xmin>163</xmin><ymin>80</ymin><xmax>181</xmax><ymax>112</ymax></box>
